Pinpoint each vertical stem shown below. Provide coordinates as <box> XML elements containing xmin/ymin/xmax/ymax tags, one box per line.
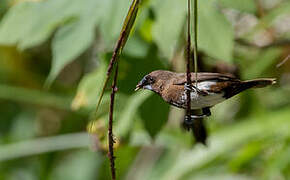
<box><xmin>186</xmin><ymin>0</ymin><xmax>192</xmax><ymax>117</ymax></box>
<box><xmin>193</xmin><ymin>0</ymin><xmax>198</xmax><ymax>87</ymax></box>
<box><xmin>108</xmin><ymin>63</ymin><xmax>119</xmax><ymax>180</ymax></box>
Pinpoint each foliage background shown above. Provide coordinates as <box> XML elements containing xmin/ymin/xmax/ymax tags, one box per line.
<box><xmin>0</xmin><ymin>0</ymin><xmax>290</xmax><ymax>179</ymax></box>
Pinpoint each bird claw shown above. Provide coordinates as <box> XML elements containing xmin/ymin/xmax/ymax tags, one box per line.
<box><xmin>184</xmin><ymin>83</ymin><xmax>209</xmax><ymax>96</ymax></box>
<box><xmin>183</xmin><ymin>115</ymin><xmax>194</xmax><ymax>131</ymax></box>
<box><xmin>190</xmin><ymin>114</ymin><xmax>208</xmax><ymax>118</ymax></box>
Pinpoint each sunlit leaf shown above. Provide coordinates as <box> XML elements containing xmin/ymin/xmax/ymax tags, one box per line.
<box><xmin>49</xmin><ymin>150</ymin><xmax>101</xmax><ymax>180</ymax></box>
<box><xmin>99</xmin><ymin>0</ymin><xmax>132</xmax><ymax>47</ymax></box>
<box><xmin>0</xmin><ymin>0</ymin><xmax>105</xmax><ymax>84</ymax></box>
<box><xmin>218</xmin><ymin>0</ymin><xmax>256</xmax><ymax>13</ymax></box>
<box><xmin>151</xmin><ymin>0</ymin><xmax>186</xmax><ymax>59</ymax></box>
<box><xmin>198</xmin><ymin>0</ymin><xmax>234</xmax><ymax>62</ymax></box>
<box><xmin>46</xmin><ymin>0</ymin><xmax>104</xmax><ymax>84</ymax></box>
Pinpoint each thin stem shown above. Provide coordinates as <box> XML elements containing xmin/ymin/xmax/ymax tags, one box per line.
<box><xmin>186</xmin><ymin>0</ymin><xmax>192</xmax><ymax>116</ymax></box>
<box><xmin>193</xmin><ymin>0</ymin><xmax>198</xmax><ymax>87</ymax></box>
<box><xmin>95</xmin><ymin>0</ymin><xmax>141</xmax><ymax>115</ymax></box>
<box><xmin>108</xmin><ymin>63</ymin><xmax>119</xmax><ymax>180</ymax></box>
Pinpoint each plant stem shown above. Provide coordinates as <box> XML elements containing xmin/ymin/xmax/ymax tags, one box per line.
<box><xmin>193</xmin><ymin>0</ymin><xmax>198</xmax><ymax>86</ymax></box>
<box><xmin>108</xmin><ymin>63</ymin><xmax>119</xmax><ymax>180</ymax></box>
<box><xmin>95</xmin><ymin>0</ymin><xmax>141</xmax><ymax>115</ymax></box>
<box><xmin>186</xmin><ymin>0</ymin><xmax>192</xmax><ymax>117</ymax></box>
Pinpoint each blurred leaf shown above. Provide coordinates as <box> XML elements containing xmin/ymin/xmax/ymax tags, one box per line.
<box><xmin>0</xmin><ymin>0</ymin><xmax>9</xmax><ymax>18</ymax></box>
<box><xmin>228</xmin><ymin>141</ymin><xmax>263</xmax><ymax>172</ymax></box>
<box><xmin>0</xmin><ymin>0</ymin><xmax>105</xmax><ymax>84</ymax></box>
<box><xmin>261</xmin><ymin>1</ymin><xmax>290</xmax><ymax>24</ymax></box>
<box><xmin>152</xmin><ymin>0</ymin><xmax>234</xmax><ymax>62</ymax></box>
<box><xmin>0</xmin><ymin>101</ymin><xmax>19</xmax><ymax>136</ymax></box>
<box><xmin>0</xmin><ymin>133</ymin><xmax>89</xmax><ymax>161</ymax></box>
<box><xmin>244</xmin><ymin>2</ymin><xmax>290</xmax><ymax>40</ymax></box>
<box><xmin>97</xmin><ymin>146</ymin><xmax>138</xmax><ymax>180</ymax></box>
<box><xmin>151</xmin><ymin>0</ymin><xmax>186</xmax><ymax>59</ymax></box>
<box><xmin>47</xmin><ymin>0</ymin><xmax>104</xmax><ymax>85</ymax></box>
<box><xmin>243</xmin><ymin>48</ymin><xmax>282</xmax><ymax>79</ymax></box>
<box><xmin>116</xmin><ymin>91</ymin><xmax>151</xmax><ymax>137</ymax></box>
<box><xmin>72</xmin><ymin>58</ymin><xmax>106</xmax><ymax>110</ymax></box>
<box><xmin>197</xmin><ymin>0</ymin><xmax>234</xmax><ymax>62</ymax></box>
<box><xmin>10</xmin><ymin>111</ymin><xmax>36</xmax><ymax>141</ymax></box>
<box><xmin>146</xmin><ymin>108</ymin><xmax>290</xmax><ymax>180</ymax></box>
<box><xmin>0</xmin><ymin>84</ymin><xmax>72</xmax><ymax>110</ymax></box>
<box><xmin>49</xmin><ymin>150</ymin><xmax>101</xmax><ymax>180</ymax></box>
<box><xmin>264</xmin><ymin>145</ymin><xmax>290</xmax><ymax>179</ymax></box>
<box><xmin>100</xmin><ymin>0</ymin><xmax>132</xmax><ymax>47</ymax></box>
<box><xmin>139</xmin><ymin>93</ymin><xmax>170</xmax><ymax>138</ymax></box>
<box><xmin>0</xmin><ymin>0</ymin><xmax>77</xmax><ymax>48</ymax></box>
<box><xmin>218</xmin><ymin>0</ymin><xmax>256</xmax><ymax>13</ymax></box>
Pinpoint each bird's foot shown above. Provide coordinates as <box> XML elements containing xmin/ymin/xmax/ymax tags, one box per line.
<box><xmin>183</xmin><ymin>114</ymin><xmax>206</xmax><ymax>131</ymax></box>
<box><xmin>183</xmin><ymin>108</ymin><xmax>212</xmax><ymax>131</ymax></box>
<box><xmin>183</xmin><ymin>115</ymin><xmax>194</xmax><ymax>131</ymax></box>
<box><xmin>184</xmin><ymin>83</ymin><xmax>209</xmax><ymax>96</ymax></box>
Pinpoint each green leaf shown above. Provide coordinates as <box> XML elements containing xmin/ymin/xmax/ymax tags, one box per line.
<box><xmin>151</xmin><ymin>0</ymin><xmax>186</xmax><ymax>59</ymax></box>
<box><xmin>100</xmin><ymin>0</ymin><xmax>132</xmax><ymax>46</ymax></box>
<box><xmin>198</xmin><ymin>0</ymin><xmax>234</xmax><ymax>62</ymax></box>
<box><xmin>139</xmin><ymin>92</ymin><xmax>170</xmax><ymax>138</ymax></box>
<box><xmin>0</xmin><ymin>0</ymin><xmax>79</xmax><ymax>48</ymax></box>
<box><xmin>47</xmin><ymin>0</ymin><xmax>105</xmax><ymax>85</ymax></box>
<box><xmin>0</xmin><ymin>0</ymin><xmax>105</xmax><ymax>84</ymax></box>
<box><xmin>0</xmin><ymin>84</ymin><xmax>72</xmax><ymax>110</ymax></box>
<box><xmin>71</xmin><ymin>57</ymin><xmax>107</xmax><ymax>110</ymax></box>
<box><xmin>243</xmin><ymin>48</ymin><xmax>282</xmax><ymax>79</ymax></box>
<box><xmin>115</xmin><ymin>91</ymin><xmax>152</xmax><ymax>137</ymax></box>
<box><xmin>49</xmin><ymin>150</ymin><xmax>101</xmax><ymax>180</ymax></box>
<box><xmin>151</xmin><ymin>108</ymin><xmax>290</xmax><ymax>180</ymax></box>
<box><xmin>151</xmin><ymin>0</ymin><xmax>234</xmax><ymax>62</ymax></box>
<box><xmin>218</xmin><ymin>0</ymin><xmax>256</xmax><ymax>13</ymax></box>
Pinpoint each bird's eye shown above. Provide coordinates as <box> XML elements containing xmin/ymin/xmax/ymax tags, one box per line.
<box><xmin>148</xmin><ymin>76</ymin><xmax>155</xmax><ymax>83</ymax></box>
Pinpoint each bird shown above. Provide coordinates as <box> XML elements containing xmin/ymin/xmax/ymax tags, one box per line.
<box><xmin>135</xmin><ymin>70</ymin><xmax>276</xmax><ymax>144</ymax></box>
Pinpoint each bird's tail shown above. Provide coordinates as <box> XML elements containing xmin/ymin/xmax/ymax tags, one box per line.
<box><xmin>191</xmin><ymin>118</ymin><xmax>207</xmax><ymax>145</ymax></box>
<box><xmin>242</xmin><ymin>78</ymin><xmax>276</xmax><ymax>88</ymax></box>
<box><xmin>183</xmin><ymin>118</ymin><xmax>207</xmax><ymax>145</ymax></box>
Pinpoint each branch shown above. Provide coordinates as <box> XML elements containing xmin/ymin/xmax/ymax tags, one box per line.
<box><xmin>193</xmin><ymin>0</ymin><xmax>198</xmax><ymax>86</ymax></box>
<box><xmin>95</xmin><ymin>0</ymin><xmax>141</xmax><ymax>114</ymax></box>
<box><xmin>93</xmin><ymin>1</ymin><xmax>141</xmax><ymax>179</ymax></box>
<box><xmin>108</xmin><ymin>63</ymin><xmax>119</xmax><ymax>180</ymax></box>
<box><xmin>186</xmin><ymin>0</ymin><xmax>192</xmax><ymax>117</ymax></box>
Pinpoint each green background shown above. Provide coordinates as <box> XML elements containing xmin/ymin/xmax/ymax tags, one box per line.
<box><xmin>0</xmin><ymin>0</ymin><xmax>290</xmax><ymax>179</ymax></box>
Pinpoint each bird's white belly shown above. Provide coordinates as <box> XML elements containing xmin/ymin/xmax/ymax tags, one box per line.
<box><xmin>181</xmin><ymin>81</ymin><xmax>225</xmax><ymax>109</ymax></box>
<box><xmin>189</xmin><ymin>92</ymin><xmax>225</xmax><ymax>109</ymax></box>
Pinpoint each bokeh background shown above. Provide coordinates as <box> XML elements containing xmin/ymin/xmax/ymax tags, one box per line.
<box><xmin>0</xmin><ymin>0</ymin><xmax>290</xmax><ymax>179</ymax></box>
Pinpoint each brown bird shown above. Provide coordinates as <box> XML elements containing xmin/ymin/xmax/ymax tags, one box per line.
<box><xmin>135</xmin><ymin>70</ymin><xmax>276</xmax><ymax>144</ymax></box>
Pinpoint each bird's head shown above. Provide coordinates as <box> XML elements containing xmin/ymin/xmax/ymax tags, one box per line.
<box><xmin>135</xmin><ymin>70</ymin><xmax>173</xmax><ymax>93</ymax></box>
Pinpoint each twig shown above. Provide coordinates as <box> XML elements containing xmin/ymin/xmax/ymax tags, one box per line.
<box><xmin>276</xmin><ymin>54</ymin><xmax>290</xmax><ymax>68</ymax></box>
<box><xmin>95</xmin><ymin>0</ymin><xmax>141</xmax><ymax>115</ymax></box>
<box><xmin>108</xmin><ymin>63</ymin><xmax>119</xmax><ymax>180</ymax></box>
<box><xmin>93</xmin><ymin>0</ymin><xmax>141</xmax><ymax>179</ymax></box>
<box><xmin>193</xmin><ymin>0</ymin><xmax>198</xmax><ymax>87</ymax></box>
<box><xmin>186</xmin><ymin>0</ymin><xmax>192</xmax><ymax>118</ymax></box>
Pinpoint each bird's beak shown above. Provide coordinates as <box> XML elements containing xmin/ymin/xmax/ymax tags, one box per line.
<box><xmin>135</xmin><ymin>84</ymin><xmax>141</xmax><ymax>91</ymax></box>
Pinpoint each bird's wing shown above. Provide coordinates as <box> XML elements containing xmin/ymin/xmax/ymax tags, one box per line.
<box><xmin>173</xmin><ymin>72</ymin><xmax>238</xmax><ymax>85</ymax></box>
